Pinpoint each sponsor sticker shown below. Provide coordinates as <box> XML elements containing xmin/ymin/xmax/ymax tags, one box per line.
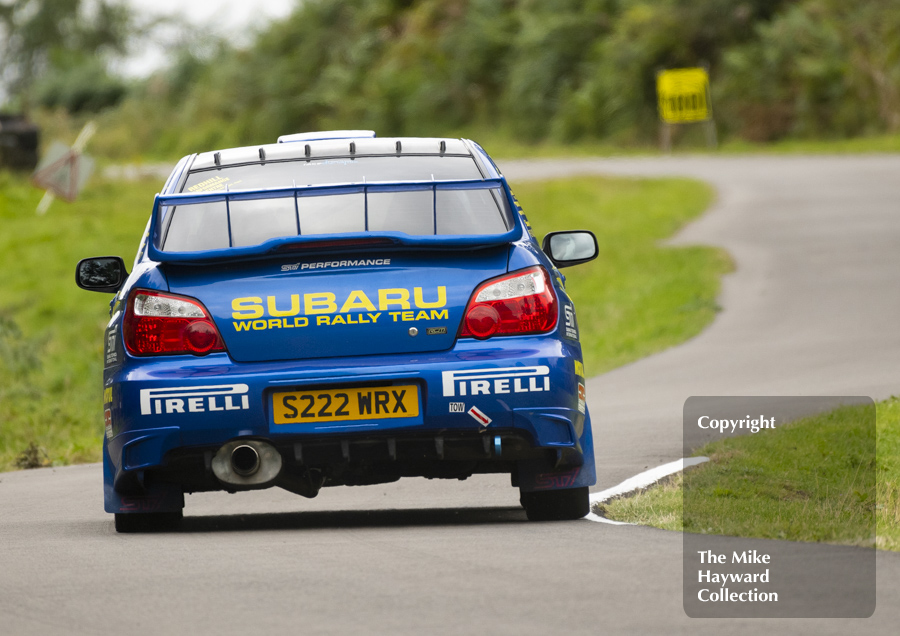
<box><xmin>556</xmin><ymin>274</ymin><xmax>565</xmax><ymax>290</ymax></box>
<box><xmin>534</xmin><ymin>467</ymin><xmax>581</xmax><ymax>490</ymax></box>
<box><xmin>578</xmin><ymin>383</ymin><xmax>586</xmax><ymax>414</ymax></box>
<box><xmin>281</xmin><ymin>258</ymin><xmax>392</xmax><ymax>272</ymax></box>
<box><xmin>442</xmin><ymin>366</ymin><xmax>550</xmax><ymax>397</ymax></box>
<box><xmin>563</xmin><ymin>303</ymin><xmax>578</xmax><ymax>340</ymax></box>
<box><xmin>187</xmin><ymin>175</ymin><xmax>236</xmax><ymax>192</ymax></box>
<box><xmin>104</xmin><ymin>408</ymin><xmax>113</xmax><ymax>440</ymax></box>
<box><xmin>105</xmin><ymin>324</ymin><xmax>120</xmax><ymax>366</ymax></box>
<box><xmin>574</xmin><ymin>359</ymin><xmax>584</xmax><ymax>378</ymax></box>
<box><xmin>139</xmin><ymin>384</ymin><xmax>249</xmax><ymax>416</ymax></box>
<box><xmin>230</xmin><ymin>286</ymin><xmax>448</xmax><ymax>331</ymax></box>
<box><xmin>468</xmin><ymin>406</ymin><xmax>491</xmax><ymax>427</ymax></box>
<box><xmin>119</xmin><ymin>494</ymin><xmax>167</xmax><ymax>513</ymax></box>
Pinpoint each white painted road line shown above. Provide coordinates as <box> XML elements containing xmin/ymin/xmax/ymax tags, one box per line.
<box><xmin>585</xmin><ymin>456</ymin><xmax>710</xmax><ymax>525</ymax></box>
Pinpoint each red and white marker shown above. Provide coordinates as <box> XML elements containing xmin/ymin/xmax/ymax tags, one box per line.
<box><xmin>468</xmin><ymin>406</ymin><xmax>491</xmax><ymax>427</ymax></box>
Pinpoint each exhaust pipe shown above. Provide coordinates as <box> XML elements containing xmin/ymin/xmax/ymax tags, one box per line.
<box><xmin>212</xmin><ymin>440</ymin><xmax>282</xmax><ymax>488</ymax></box>
<box><xmin>231</xmin><ymin>444</ymin><xmax>260</xmax><ymax>476</ymax></box>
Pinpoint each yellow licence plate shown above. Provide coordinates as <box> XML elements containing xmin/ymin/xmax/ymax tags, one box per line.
<box><xmin>272</xmin><ymin>385</ymin><xmax>420</xmax><ymax>424</ymax></box>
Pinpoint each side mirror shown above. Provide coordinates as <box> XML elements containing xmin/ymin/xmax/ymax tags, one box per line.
<box><xmin>76</xmin><ymin>256</ymin><xmax>128</xmax><ymax>293</ymax></box>
<box><xmin>542</xmin><ymin>231</ymin><xmax>598</xmax><ymax>268</ymax></box>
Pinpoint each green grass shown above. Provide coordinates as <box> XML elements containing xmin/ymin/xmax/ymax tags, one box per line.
<box><xmin>599</xmin><ymin>473</ymin><xmax>686</xmax><ymax>532</ymax></box>
<box><xmin>875</xmin><ymin>398</ymin><xmax>900</xmax><ymax>550</ymax></box>
<box><xmin>514</xmin><ymin>176</ymin><xmax>728</xmax><ymax>375</ymax></box>
<box><xmin>601</xmin><ymin>400</ymin><xmax>890</xmax><ymax>549</ymax></box>
<box><xmin>0</xmin><ymin>172</ymin><xmax>159</xmax><ymax>470</ymax></box>
<box><xmin>34</xmin><ymin>109</ymin><xmax>900</xmax><ymax>164</ymax></box>
<box><xmin>459</xmin><ymin>128</ymin><xmax>900</xmax><ymax>160</ymax></box>
<box><xmin>0</xmin><ymin>171</ymin><xmax>723</xmax><ymax>470</ymax></box>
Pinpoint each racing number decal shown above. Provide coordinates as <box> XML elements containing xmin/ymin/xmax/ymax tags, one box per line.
<box><xmin>272</xmin><ymin>385</ymin><xmax>419</xmax><ymax>424</ymax></box>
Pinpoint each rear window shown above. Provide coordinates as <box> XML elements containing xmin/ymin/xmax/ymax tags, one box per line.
<box><xmin>182</xmin><ymin>156</ymin><xmax>483</xmax><ymax>191</ymax></box>
<box><xmin>162</xmin><ymin>156</ymin><xmax>512</xmax><ymax>251</ymax></box>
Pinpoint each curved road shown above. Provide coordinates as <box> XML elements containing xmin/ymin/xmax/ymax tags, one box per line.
<box><xmin>3</xmin><ymin>155</ymin><xmax>899</xmax><ymax>634</ymax></box>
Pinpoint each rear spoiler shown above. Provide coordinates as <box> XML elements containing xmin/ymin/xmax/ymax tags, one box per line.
<box><xmin>147</xmin><ymin>178</ymin><xmax>524</xmax><ymax>264</ymax></box>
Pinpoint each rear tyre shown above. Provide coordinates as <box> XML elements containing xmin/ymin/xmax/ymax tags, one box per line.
<box><xmin>520</xmin><ymin>486</ymin><xmax>590</xmax><ymax>521</ymax></box>
<box><xmin>114</xmin><ymin>510</ymin><xmax>183</xmax><ymax>533</ymax></box>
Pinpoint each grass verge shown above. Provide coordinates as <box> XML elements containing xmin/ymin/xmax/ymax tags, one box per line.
<box><xmin>513</xmin><ymin>176</ymin><xmax>728</xmax><ymax>375</ymax></box>
<box><xmin>0</xmin><ymin>172</ymin><xmax>160</xmax><ymax>470</ymax></box>
<box><xmin>465</xmin><ymin>128</ymin><xmax>900</xmax><ymax>160</ymax></box>
<box><xmin>600</xmin><ymin>400</ymin><xmax>894</xmax><ymax>549</ymax></box>
<box><xmin>33</xmin><ymin>109</ymin><xmax>900</xmax><ymax>164</ymax></box>
<box><xmin>0</xmin><ymin>171</ymin><xmax>723</xmax><ymax>470</ymax></box>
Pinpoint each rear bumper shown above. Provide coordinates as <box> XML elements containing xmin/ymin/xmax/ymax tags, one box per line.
<box><xmin>103</xmin><ymin>335</ymin><xmax>595</xmax><ymax>509</ymax></box>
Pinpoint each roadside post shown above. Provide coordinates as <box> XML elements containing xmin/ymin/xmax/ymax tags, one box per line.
<box><xmin>656</xmin><ymin>67</ymin><xmax>716</xmax><ymax>152</ymax></box>
<box><xmin>32</xmin><ymin>121</ymin><xmax>97</xmax><ymax>215</ymax></box>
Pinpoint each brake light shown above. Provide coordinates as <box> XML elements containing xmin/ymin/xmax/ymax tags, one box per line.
<box><xmin>124</xmin><ymin>290</ymin><xmax>225</xmax><ymax>356</ymax></box>
<box><xmin>460</xmin><ymin>266</ymin><xmax>558</xmax><ymax>339</ymax></box>
<box><xmin>274</xmin><ymin>237</ymin><xmax>396</xmax><ymax>252</ymax></box>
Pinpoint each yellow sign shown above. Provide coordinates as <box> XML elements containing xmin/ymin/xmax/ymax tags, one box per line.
<box><xmin>272</xmin><ymin>385</ymin><xmax>420</xmax><ymax>424</ymax></box>
<box><xmin>657</xmin><ymin>68</ymin><xmax>711</xmax><ymax>123</ymax></box>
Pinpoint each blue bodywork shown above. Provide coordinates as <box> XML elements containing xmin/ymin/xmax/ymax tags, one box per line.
<box><xmin>99</xmin><ymin>137</ymin><xmax>595</xmax><ymax>515</ymax></box>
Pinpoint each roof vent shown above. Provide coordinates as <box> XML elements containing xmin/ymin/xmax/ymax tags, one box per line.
<box><xmin>277</xmin><ymin>130</ymin><xmax>377</xmax><ymax>143</ymax></box>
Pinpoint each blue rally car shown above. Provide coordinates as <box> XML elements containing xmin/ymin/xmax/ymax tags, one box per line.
<box><xmin>76</xmin><ymin>131</ymin><xmax>599</xmax><ymax>532</ymax></box>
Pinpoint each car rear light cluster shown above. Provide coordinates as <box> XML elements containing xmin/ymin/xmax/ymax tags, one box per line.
<box><xmin>460</xmin><ymin>266</ymin><xmax>558</xmax><ymax>339</ymax></box>
<box><xmin>124</xmin><ymin>290</ymin><xmax>225</xmax><ymax>356</ymax></box>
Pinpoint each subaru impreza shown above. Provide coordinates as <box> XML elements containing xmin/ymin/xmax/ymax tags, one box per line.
<box><xmin>76</xmin><ymin>131</ymin><xmax>598</xmax><ymax>532</ymax></box>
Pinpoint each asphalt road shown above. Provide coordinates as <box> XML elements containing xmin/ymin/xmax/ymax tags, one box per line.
<box><xmin>3</xmin><ymin>155</ymin><xmax>899</xmax><ymax>634</ymax></box>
